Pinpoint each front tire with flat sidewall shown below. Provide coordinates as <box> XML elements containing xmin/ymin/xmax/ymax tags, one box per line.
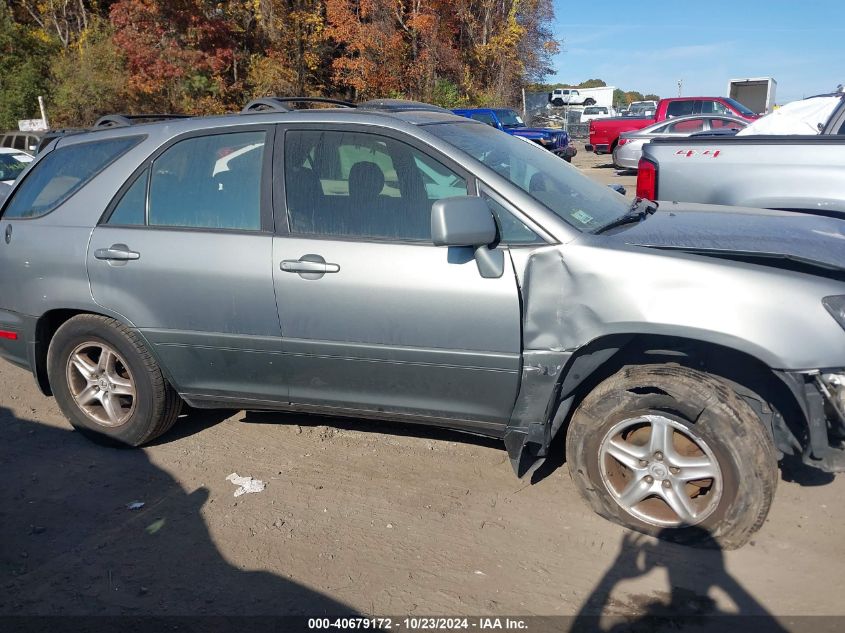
<box><xmin>47</xmin><ymin>315</ymin><xmax>181</xmax><ymax>446</ymax></box>
<box><xmin>566</xmin><ymin>364</ymin><xmax>777</xmax><ymax>549</ymax></box>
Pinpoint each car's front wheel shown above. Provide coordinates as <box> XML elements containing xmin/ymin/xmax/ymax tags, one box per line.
<box><xmin>47</xmin><ymin>314</ymin><xmax>181</xmax><ymax>445</ymax></box>
<box><xmin>566</xmin><ymin>364</ymin><xmax>777</xmax><ymax>549</ymax></box>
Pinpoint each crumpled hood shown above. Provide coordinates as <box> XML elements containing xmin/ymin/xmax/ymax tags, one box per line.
<box><xmin>610</xmin><ymin>202</ymin><xmax>845</xmax><ymax>272</ymax></box>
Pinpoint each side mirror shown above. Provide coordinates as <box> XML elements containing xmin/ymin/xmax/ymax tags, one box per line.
<box><xmin>431</xmin><ymin>197</ymin><xmax>504</xmax><ymax>279</ymax></box>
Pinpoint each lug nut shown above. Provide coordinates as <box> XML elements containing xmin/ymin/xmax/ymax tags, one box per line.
<box><xmin>662</xmin><ymin>480</ymin><xmax>672</xmax><ymax>489</ymax></box>
<box><xmin>638</xmin><ymin>459</ymin><xmax>648</xmax><ymax>467</ymax></box>
<box><xmin>644</xmin><ymin>475</ymin><xmax>654</xmax><ymax>483</ymax></box>
<box><xmin>654</xmin><ymin>451</ymin><xmax>664</xmax><ymax>461</ymax></box>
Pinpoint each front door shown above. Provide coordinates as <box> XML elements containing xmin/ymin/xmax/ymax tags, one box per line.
<box><xmin>272</xmin><ymin>127</ymin><xmax>522</xmax><ymax>429</ymax></box>
<box><xmin>87</xmin><ymin>128</ymin><xmax>287</xmax><ymax>403</ymax></box>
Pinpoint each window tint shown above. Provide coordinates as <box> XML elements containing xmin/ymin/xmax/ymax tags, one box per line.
<box><xmin>666</xmin><ymin>100</ymin><xmax>694</xmax><ymax>117</ymax></box>
<box><xmin>3</xmin><ymin>137</ymin><xmax>140</xmax><ymax>219</ymax></box>
<box><xmin>470</xmin><ymin>112</ymin><xmax>498</xmax><ymax>127</ymax></box>
<box><xmin>12</xmin><ymin>135</ymin><xmax>25</xmax><ymax>150</ymax></box>
<box><xmin>148</xmin><ymin>131</ymin><xmax>265</xmax><ymax>230</ymax></box>
<box><xmin>285</xmin><ymin>130</ymin><xmax>467</xmax><ymax>241</ymax></box>
<box><xmin>108</xmin><ymin>169</ymin><xmax>148</xmax><ymax>225</ymax></box>
<box><xmin>837</xmin><ymin>119</ymin><xmax>845</xmax><ymax>135</ymax></box>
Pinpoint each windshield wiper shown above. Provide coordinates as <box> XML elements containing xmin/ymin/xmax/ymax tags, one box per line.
<box><xmin>594</xmin><ymin>197</ymin><xmax>658</xmax><ymax>234</ymax></box>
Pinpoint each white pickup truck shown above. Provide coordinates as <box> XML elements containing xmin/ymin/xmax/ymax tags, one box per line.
<box><xmin>637</xmin><ymin>92</ymin><xmax>845</xmax><ymax>219</ymax></box>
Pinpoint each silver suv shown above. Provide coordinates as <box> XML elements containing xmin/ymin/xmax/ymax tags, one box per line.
<box><xmin>1</xmin><ymin>98</ymin><xmax>844</xmax><ymax>549</ymax></box>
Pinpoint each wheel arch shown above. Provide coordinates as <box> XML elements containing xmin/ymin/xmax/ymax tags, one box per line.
<box><xmin>555</xmin><ymin>333</ymin><xmax>806</xmax><ymax>458</ymax></box>
<box><xmin>32</xmin><ymin>309</ymin><xmax>146</xmax><ymax>396</ymax></box>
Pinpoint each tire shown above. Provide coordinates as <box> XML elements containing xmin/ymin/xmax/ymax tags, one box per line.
<box><xmin>551</xmin><ymin>98</ymin><xmax>564</xmax><ymax>107</ymax></box>
<box><xmin>566</xmin><ymin>364</ymin><xmax>777</xmax><ymax>549</ymax></box>
<box><xmin>47</xmin><ymin>314</ymin><xmax>181</xmax><ymax>446</ymax></box>
<box><xmin>583</xmin><ymin>98</ymin><xmax>596</xmax><ymax>106</ymax></box>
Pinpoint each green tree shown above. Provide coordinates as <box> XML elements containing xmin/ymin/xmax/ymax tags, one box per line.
<box><xmin>643</xmin><ymin>93</ymin><xmax>660</xmax><ymax>101</ymax></box>
<box><xmin>50</xmin><ymin>20</ymin><xmax>127</xmax><ymax>127</ymax></box>
<box><xmin>612</xmin><ymin>88</ymin><xmax>626</xmax><ymax>107</ymax></box>
<box><xmin>624</xmin><ymin>90</ymin><xmax>645</xmax><ymax>104</ymax></box>
<box><xmin>0</xmin><ymin>5</ymin><xmax>54</xmax><ymax>129</ymax></box>
<box><xmin>578</xmin><ymin>78</ymin><xmax>606</xmax><ymax>88</ymax></box>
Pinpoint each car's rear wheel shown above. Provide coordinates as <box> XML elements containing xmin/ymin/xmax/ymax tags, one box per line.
<box><xmin>584</xmin><ymin>98</ymin><xmax>596</xmax><ymax>106</ymax></box>
<box><xmin>566</xmin><ymin>364</ymin><xmax>777</xmax><ymax>549</ymax></box>
<box><xmin>47</xmin><ymin>314</ymin><xmax>181</xmax><ymax>445</ymax></box>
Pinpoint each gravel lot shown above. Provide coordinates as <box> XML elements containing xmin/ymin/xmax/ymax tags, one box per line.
<box><xmin>1</xmin><ymin>155</ymin><xmax>842</xmax><ymax>630</ymax></box>
<box><xmin>570</xmin><ymin>141</ymin><xmax>638</xmax><ymax>194</ymax></box>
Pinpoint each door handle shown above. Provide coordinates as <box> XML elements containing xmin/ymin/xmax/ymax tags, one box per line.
<box><xmin>280</xmin><ymin>259</ymin><xmax>339</xmax><ymax>274</ymax></box>
<box><xmin>94</xmin><ymin>244</ymin><xmax>140</xmax><ymax>261</ymax></box>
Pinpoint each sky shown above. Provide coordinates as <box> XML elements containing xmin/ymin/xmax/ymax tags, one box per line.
<box><xmin>549</xmin><ymin>0</ymin><xmax>845</xmax><ymax>103</ymax></box>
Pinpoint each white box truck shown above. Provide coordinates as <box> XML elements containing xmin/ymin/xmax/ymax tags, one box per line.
<box><xmin>727</xmin><ymin>77</ymin><xmax>777</xmax><ymax>115</ymax></box>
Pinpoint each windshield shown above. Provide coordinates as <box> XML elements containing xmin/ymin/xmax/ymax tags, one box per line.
<box><xmin>427</xmin><ymin>122</ymin><xmax>629</xmax><ymax>232</ymax></box>
<box><xmin>723</xmin><ymin>97</ymin><xmax>756</xmax><ymax>117</ymax></box>
<box><xmin>494</xmin><ymin>109</ymin><xmax>525</xmax><ymax>128</ymax></box>
<box><xmin>0</xmin><ymin>153</ymin><xmax>32</xmax><ymax>181</ymax></box>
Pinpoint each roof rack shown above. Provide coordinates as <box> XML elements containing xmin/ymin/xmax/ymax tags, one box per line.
<box><xmin>241</xmin><ymin>97</ymin><xmax>357</xmax><ymax>114</ymax></box>
<box><xmin>357</xmin><ymin>99</ymin><xmax>450</xmax><ymax>113</ymax></box>
<box><xmin>92</xmin><ymin>114</ymin><xmax>192</xmax><ymax>129</ymax></box>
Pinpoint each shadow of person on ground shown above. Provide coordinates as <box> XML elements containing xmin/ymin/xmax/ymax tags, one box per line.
<box><xmin>570</xmin><ymin>528</ymin><xmax>790</xmax><ymax>633</ymax></box>
<box><xmin>0</xmin><ymin>405</ymin><xmax>354</xmax><ymax>618</ymax></box>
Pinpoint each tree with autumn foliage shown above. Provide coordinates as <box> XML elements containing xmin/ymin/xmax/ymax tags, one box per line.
<box><xmin>1</xmin><ymin>0</ymin><xmax>560</xmax><ymax>127</ymax></box>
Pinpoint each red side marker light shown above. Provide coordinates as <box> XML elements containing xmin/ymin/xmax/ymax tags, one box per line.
<box><xmin>0</xmin><ymin>330</ymin><xmax>18</xmax><ymax>340</ymax></box>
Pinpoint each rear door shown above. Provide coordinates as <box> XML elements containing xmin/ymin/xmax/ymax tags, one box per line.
<box><xmin>87</xmin><ymin>127</ymin><xmax>287</xmax><ymax>403</ymax></box>
<box><xmin>271</xmin><ymin>126</ymin><xmax>522</xmax><ymax>429</ymax></box>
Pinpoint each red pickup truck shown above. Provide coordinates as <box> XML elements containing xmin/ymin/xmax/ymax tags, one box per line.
<box><xmin>587</xmin><ymin>96</ymin><xmax>758</xmax><ymax>155</ymax></box>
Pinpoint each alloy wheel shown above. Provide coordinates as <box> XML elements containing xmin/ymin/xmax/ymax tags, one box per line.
<box><xmin>65</xmin><ymin>341</ymin><xmax>137</xmax><ymax>427</ymax></box>
<box><xmin>598</xmin><ymin>414</ymin><xmax>723</xmax><ymax>527</ymax></box>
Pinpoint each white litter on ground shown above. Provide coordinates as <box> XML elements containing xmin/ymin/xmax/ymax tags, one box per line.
<box><xmin>126</xmin><ymin>501</ymin><xmax>145</xmax><ymax>510</ymax></box>
<box><xmin>226</xmin><ymin>472</ymin><xmax>266</xmax><ymax>497</ymax></box>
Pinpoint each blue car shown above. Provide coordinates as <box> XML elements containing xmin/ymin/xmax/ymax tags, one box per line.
<box><xmin>452</xmin><ymin>108</ymin><xmax>576</xmax><ymax>162</ymax></box>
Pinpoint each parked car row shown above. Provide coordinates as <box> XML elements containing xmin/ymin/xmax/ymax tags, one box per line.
<box><xmin>612</xmin><ymin>114</ymin><xmax>748</xmax><ymax>169</ymax></box>
<box><xmin>587</xmin><ymin>96</ymin><xmax>758</xmax><ymax>155</ymax></box>
<box><xmin>0</xmin><ymin>96</ymin><xmax>843</xmax><ymax>552</ymax></box>
<box><xmin>637</xmin><ymin>91</ymin><xmax>845</xmax><ymax>217</ymax></box>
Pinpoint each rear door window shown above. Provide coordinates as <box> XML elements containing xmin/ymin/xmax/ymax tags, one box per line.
<box><xmin>12</xmin><ymin>136</ymin><xmax>25</xmax><ymax>150</ymax></box>
<box><xmin>709</xmin><ymin>118</ymin><xmax>743</xmax><ymax>130</ymax></box>
<box><xmin>108</xmin><ymin>169</ymin><xmax>148</xmax><ymax>226</ymax></box>
<box><xmin>2</xmin><ymin>136</ymin><xmax>141</xmax><ymax>219</ymax></box>
<box><xmin>664</xmin><ymin>118</ymin><xmax>706</xmax><ymax>134</ymax></box>
<box><xmin>148</xmin><ymin>131</ymin><xmax>266</xmax><ymax>230</ymax></box>
<box><xmin>666</xmin><ymin>101</ymin><xmax>694</xmax><ymax>117</ymax></box>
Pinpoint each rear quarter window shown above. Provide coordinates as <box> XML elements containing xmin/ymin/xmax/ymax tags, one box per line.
<box><xmin>1</xmin><ymin>136</ymin><xmax>141</xmax><ymax>219</ymax></box>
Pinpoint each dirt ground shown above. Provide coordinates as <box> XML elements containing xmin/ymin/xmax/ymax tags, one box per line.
<box><xmin>1</xmin><ymin>156</ymin><xmax>842</xmax><ymax>629</ymax></box>
<box><xmin>570</xmin><ymin>141</ymin><xmax>638</xmax><ymax>195</ymax></box>
<box><xmin>2</xmin><ymin>353</ymin><xmax>845</xmax><ymax>629</ymax></box>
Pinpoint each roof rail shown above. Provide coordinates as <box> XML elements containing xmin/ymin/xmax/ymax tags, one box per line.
<box><xmin>92</xmin><ymin>114</ymin><xmax>192</xmax><ymax>129</ymax></box>
<box><xmin>241</xmin><ymin>97</ymin><xmax>356</xmax><ymax>114</ymax></box>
